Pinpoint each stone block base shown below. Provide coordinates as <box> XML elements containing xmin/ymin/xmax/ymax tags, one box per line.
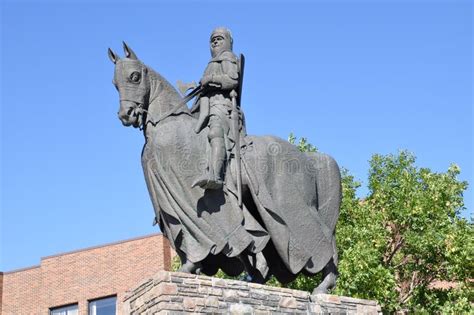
<box><xmin>123</xmin><ymin>271</ymin><xmax>381</xmax><ymax>314</ymax></box>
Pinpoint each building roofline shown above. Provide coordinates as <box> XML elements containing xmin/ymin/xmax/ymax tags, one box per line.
<box><xmin>2</xmin><ymin>233</ymin><xmax>163</xmax><ymax>274</ymax></box>
<box><xmin>2</xmin><ymin>265</ymin><xmax>41</xmax><ymax>275</ymax></box>
<box><xmin>42</xmin><ymin>233</ymin><xmax>163</xmax><ymax>260</ymax></box>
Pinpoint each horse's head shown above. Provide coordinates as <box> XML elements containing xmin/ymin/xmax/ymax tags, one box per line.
<box><xmin>108</xmin><ymin>42</ymin><xmax>150</xmax><ymax>128</ymax></box>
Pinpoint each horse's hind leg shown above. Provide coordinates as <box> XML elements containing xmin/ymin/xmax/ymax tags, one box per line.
<box><xmin>313</xmin><ymin>259</ymin><xmax>338</xmax><ymax>294</ymax></box>
<box><xmin>313</xmin><ymin>239</ymin><xmax>339</xmax><ymax>294</ymax></box>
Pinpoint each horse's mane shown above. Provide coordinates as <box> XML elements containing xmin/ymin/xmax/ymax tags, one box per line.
<box><xmin>145</xmin><ymin>63</ymin><xmax>191</xmax><ymax>125</ymax></box>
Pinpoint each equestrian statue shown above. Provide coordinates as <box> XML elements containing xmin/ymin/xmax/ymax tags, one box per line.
<box><xmin>108</xmin><ymin>27</ymin><xmax>341</xmax><ymax>294</ymax></box>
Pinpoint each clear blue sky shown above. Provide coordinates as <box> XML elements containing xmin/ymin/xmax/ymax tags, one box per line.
<box><xmin>1</xmin><ymin>0</ymin><xmax>472</xmax><ymax>271</ymax></box>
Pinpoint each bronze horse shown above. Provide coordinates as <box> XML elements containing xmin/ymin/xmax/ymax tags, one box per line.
<box><xmin>109</xmin><ymin>43</ymin><xmax>341</xmax><ymax>294</ymax></box>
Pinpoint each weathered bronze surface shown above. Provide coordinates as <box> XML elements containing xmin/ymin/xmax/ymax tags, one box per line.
<box><xmin>109</xmin><ymin>28</ymin><xmax>341</xmax><ymax>293</ymax></box>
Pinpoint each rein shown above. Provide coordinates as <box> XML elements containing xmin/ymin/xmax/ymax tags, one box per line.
<box><xmin>138</xmin><ymin>68</ymin><xmax>201</xmax><ymax>131</ymax></box>
<box><xmin>141</xmin><ymin>89</ymin><xmax>196</xmax><ymax>130</ymax></box>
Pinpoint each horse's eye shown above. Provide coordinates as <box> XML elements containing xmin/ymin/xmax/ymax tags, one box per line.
<box><xmin>129</xmin><ymin>71</ymin><xmax>141</xmax><ymax>83</ymax></box>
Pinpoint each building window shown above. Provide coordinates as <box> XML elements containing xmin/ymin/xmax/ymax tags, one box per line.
<box><xmin>50</xmin><ymin>304</ymin><xmax>78</xmax><ymax>315</ymax></box>
<box><xmin>89</xmin><ymin>296</ymin><xmax>117</xmax><ymax>315</ymax></box>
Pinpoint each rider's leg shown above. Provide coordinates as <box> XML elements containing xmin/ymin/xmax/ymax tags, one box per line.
<box><xmin>210</xmin><ymin>138</ymin><xmax>225</xmax><ymax>182</ymax></box>
<box><xmin>191</xmin><ymin>116</ymin><xmax>225</xmax><ymax>190</ymax></box>
<box><xmin>207</xmin><ymin>118</ymin><xmax>225</xmax><ymax>188</ymax></box>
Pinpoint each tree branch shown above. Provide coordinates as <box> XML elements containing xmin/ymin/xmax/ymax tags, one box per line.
<box><xmin>385</xmin><ymin>237</ymin><xmax>405</xmax><ymax>265</ymax></box>
<box><xmin>401</xmin><ymin>271</ymin><xmax>418</xmax><ymax>303</ymax></box>
<box><xmin>383</xmin><ymin>222</ymin><xmax>405</xmax><ymax>265</ymax></box>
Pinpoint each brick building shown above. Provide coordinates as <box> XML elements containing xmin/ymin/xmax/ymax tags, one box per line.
<box><xmin>0</xmin><ymin>233</ymin><xmax>173</xmax><ymax>315</ymax></box>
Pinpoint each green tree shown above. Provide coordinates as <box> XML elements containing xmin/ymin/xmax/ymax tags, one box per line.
<box><xmin>288</xmin><ymin>132</ymin><xmax>317</xmax><ymax>153</ymax></box>
<box><xmin>287</xmin><ymin>136</ymin><xmax>472</xmax><ymax>313</ymax></box>
<box><xmin>335</xmin><ymin>152</ymin><xmax>472</xmax><ymax>313</ymax></box>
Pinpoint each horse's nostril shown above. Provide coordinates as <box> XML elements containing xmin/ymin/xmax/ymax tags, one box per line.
<box><xmin>118</xmin><ymin>110</ymin><xmax>129</xmax><ymax>121</ymax></box>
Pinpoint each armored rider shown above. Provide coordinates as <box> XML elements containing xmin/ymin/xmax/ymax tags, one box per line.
<box><xmin>192</xmin><ymin>27</ymin><xmax>244</xmax><ymax>190</ymax></box>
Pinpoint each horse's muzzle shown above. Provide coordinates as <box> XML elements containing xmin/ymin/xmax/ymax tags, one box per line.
<box><xmin>118</xmin><ymin>100</ymin><xmax>142</xmax><ymax>128</ymax></box>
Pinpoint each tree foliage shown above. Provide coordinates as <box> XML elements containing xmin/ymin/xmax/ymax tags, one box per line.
<box><xmin>172</xmin><ymin>135</ymin><xmax>473</xmax><ymax>313</ymax></box>
<box><xmin>333</xmin><ymin>151</ymin><xmax>472</xmax><ymax>313</ymax></box>
<box><xmin>288</xmin><ymin>132</ymin><xmax>318</xmax><ymax>153</ymax></box>
<box><xmin>289</xmin><ymin>135</ymin><xmax>472</xmax><ymax>313</ymax></box>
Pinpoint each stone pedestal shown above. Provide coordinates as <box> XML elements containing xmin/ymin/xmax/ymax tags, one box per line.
<box><xmin>123</xmin><ymin>271</ymin><xmax>381</xmax><ymax>314</ymax></box>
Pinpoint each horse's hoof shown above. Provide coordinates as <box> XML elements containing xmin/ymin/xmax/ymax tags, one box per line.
<box><xmin>177</xmin><ymin>266</ymin><xmax>189</xmax><ymax>273</ymax></box>
<box><xmin>312</xmin><ymin>286</ymin><xmax>328</xmax><ymax>295</ymax></box>
<box><xmin>239</xmin><ymin>273</ymin><xmax>253</xmax><ymax>282</ymax></box>
<box><xmin>177</xmin><ymin>265</ymin><xmax>191</xmax><ymax>273</ymax></box>
<box><xmin>312</xmin><ymin>272</ymin><xmax>336</xmax><ymax>295</ymax></box>
<box><xmin>178</xmin><ymin>261</ymin><xmax>202</xmax><ymax>274</ymax></box>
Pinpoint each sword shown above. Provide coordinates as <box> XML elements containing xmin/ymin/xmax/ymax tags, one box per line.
<box><xmin>230</xmin><ymin>89</ymin><xmax>242</xmax><ymax>207</ymax></box>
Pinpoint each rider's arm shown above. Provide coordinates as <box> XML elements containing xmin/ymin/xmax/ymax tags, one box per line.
<box><xmin>201</xmin><ymin>54</ymin><xmax>239</xmax><ymax>91</ymax></box>
<box><xmin>212</xmin><ymin>59</ymin><xmax>238</xmax><ymax>90</ymax></box>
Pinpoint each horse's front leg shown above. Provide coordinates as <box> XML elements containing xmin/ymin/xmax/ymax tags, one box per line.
<box><xmin>237</xmin><ymin>251</ymin><xmax>270</xmax><ymax>284</ymax></box>
<box><xmin>177</xmin><ymin>260</ymin><xmax>202</xmax><ymax>274</ymax></box>
<box><xmin>176</xmin><ymin>248</ymin><xmax>202</xmax><ymax>274</ymax></box>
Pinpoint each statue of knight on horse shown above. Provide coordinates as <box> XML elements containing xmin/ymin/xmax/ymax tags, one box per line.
<box><xmin>108</xmin><ymin>27</ymin><xmax>341</xmax><ymax>294</ymax></box>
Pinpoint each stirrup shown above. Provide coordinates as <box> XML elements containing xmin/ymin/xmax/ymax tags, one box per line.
<box><xmin>191</xmin><ymin>176</ymin><xmax>223</xmax><ymax>190</ymax></box>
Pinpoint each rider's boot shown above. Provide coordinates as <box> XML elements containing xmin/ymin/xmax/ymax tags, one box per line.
<box><xmin>209</xmin><ymin>137</ymin><xmax>225</xmax><ymax>188</ymax></box>
<box><xmin>193</xmin><ymin>136</ymin><xmax>225</xmax><ymax>190</ymax></box>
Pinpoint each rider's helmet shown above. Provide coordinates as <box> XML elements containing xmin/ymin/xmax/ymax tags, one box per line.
<box><xmin>210</xmin><ymin>27</ymin><xmax>233</xmax><ymax>57</ymax></box>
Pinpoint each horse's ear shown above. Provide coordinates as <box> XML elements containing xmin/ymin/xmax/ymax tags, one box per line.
<box><xmin>108</xmin><ymin>48</ymin><xmax>119</xmax><ymax>64</ymax></box>
<box><xmin>123</xmin><ymin>41</ymin><xmax>138</xmax><ymax>60</ymax></box>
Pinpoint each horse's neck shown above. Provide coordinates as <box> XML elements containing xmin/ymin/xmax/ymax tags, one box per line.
<box><xmin>146</xmin><ymin>68</ymin><xmax>189</xmax><ymax>125</ymax></box>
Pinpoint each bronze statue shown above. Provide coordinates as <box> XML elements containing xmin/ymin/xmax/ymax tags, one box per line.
<box><xmin>108</xmin><ymin>29</ymin><xmax>341</xmax><ymax>294</ymax></box>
